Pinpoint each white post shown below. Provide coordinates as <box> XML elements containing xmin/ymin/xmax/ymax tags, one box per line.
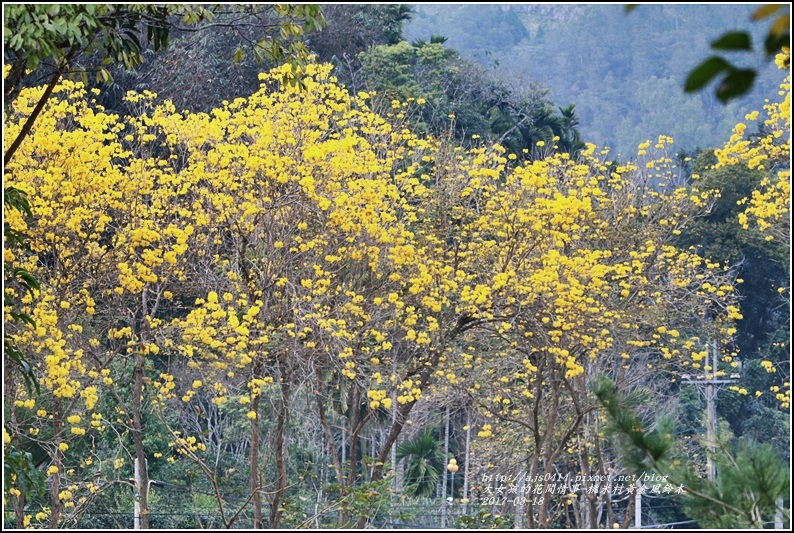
<box><xmin>451</xmin><ymin>470</ymin><xmax>456</xmax><ymax>526</ymax></box>
<box><xmin>463</xmin><ymin>409</ymin><xmax>471</xmax><ymax>516</ymax></box>
<box><xmin>134</xmin><ymin>458</ymin><xmax>142</xmax><ymax>529</ymax></box>
<box><xmin>634</xmin><ymin>479</ymin><xmax>641</xmax><ymax>529</ymax></box>
<box><xmin>441</xmin><ymin>406</ymin><xmax>450</xmax><ymax>528</ymax></box>
<box><xmin>775</xmin><ymin>498</ymin><xmax>783</xmax><ymax>529</ymax></box>
<box><xmin>706</xmin><ymin>343</ymin><xmax>717</xmax><ymax>483</ymax></box>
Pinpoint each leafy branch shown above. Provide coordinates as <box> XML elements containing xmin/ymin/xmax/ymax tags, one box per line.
<box><xmin>592</xmin><ymin>374</ymin><xmax>789</xmax><ymax>528</ymax></box>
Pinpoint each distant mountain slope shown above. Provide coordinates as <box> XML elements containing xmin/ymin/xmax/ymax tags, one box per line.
<box><xmin>405</xmin><ymin>4</ymin><xmax>782</xmax><ymax>158</ymax></box>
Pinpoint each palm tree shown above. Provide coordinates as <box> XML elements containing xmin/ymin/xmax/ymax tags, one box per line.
<box><xmin>556</xmin><ymin>103</ymin><xmax>585</xmax><ymax>155</ymax></box>
<box><xmin>396</xmin><ymin>430</ymin><xmax>447</xmax><ymax>497</ymax></box>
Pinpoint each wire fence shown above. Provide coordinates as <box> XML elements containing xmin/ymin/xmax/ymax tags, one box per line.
<box><xmin>5</xmin><ymin>487</ymin><xmax>487</xmax><ymax>530</ymax></box>
<box><xmin>14</xmin><ymin>486</ymin><xmax>781</xmax><ymax>529</ymax></box>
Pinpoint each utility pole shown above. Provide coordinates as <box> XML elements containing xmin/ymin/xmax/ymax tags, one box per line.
<box><xmin>681</xmin><ymin>341</ymin><xmax>739</xmax><ymax>482</ymax></box>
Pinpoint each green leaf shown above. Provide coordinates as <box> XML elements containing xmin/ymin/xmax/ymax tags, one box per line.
<box><xmin>53</xmin><ymin>18</ymin><xmax>67</xmax><ymax>35</ymax></box>
<box><xmin>684</xmin><ymin>56</ymin><xmax>730</xmax><ymax>92</ymax></box>
<box><xmin>716</xmin><ymin>69</ymin><xmax>757</xmax><ymax>103</ymax></box>
<box><xmin>711</xmin><ymin>31</ymin><xmax>752</xmax><ymax>51</ymax></box>
<box><xmin>624</xmin><ymin>5</ymin><xmax>639</xmax><ymax>13</ymax></box>
<box><xmin>15</xmin><ymin>269</ymin><xmax>40</xmax><ymax>291</ymax></box>
<box><xmin>97</xmin><ymin>67</ymin><xmax>112</xmax><ymax>84</ymax></box>
<box><xmin>764</xmin><ymin>20</ymin><xmax>790</xmax><ymax>57</ymax></box>
<box><xmin>765</xmin><ymin>32</ymin><xmax>790</xmax><ymax>60</ymax></box>
<box><xmin>5</xmin><ymin>340</ymin><xmax>40</xmax><ymax>395</ymax></box>
<box><xmin>5</xmin><ymin>186</ymin><xmax>33</xmax><ymax>218</ymax></box>
<box><xmin>4</xmin><ymin>447</ymin><xmax>46</xmax><ymax>499</ymax></box>
<box><xmin>233</xmin><ymin>47</ymin><xmax>244</xmax><ymax>63</ymax></box>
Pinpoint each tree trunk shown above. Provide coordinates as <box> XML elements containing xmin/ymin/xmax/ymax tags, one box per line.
<box><xmin>269</xmin><ymin>363</ymin><xmax>291</xmax><ymax>529</ymax></box>
<box><xmin>315</xmin><ymin>373</ymin><xmax>344</xmax><ymax>487</ymax></box>
<box><xmin>537</xmin><ymin>376</ymin><xmax>561</xmax><ymax>527</ymax></box>
<box><xmin>249</xmin><ymin>390</ymin><xmax>262</xmax><ymax>528</ymax></box>
<box><xmin>371</xmin><ymin>358</ymin><xmax>441</xmax><ymax>483</ymax></box>
<box><xmin>526</xmin><ymin>369</ymin><xmax>544</xmax><ymax>529</ymax></box>
<box><xmin>391</xmin><ymin>384</ymin><xmax>399</xmax><ymax>492</ymax></box>
<box><xmin>346</xmin><ymin>386</ymin><xmax>360</xmax><ymax>490</ymax></box>
<box><xmin>515</xmin><ymin>463</ymin><xmax>525</xmax><ymax>529</ymax></box>
<box><xmin>577</xmin><ymin>415</ymin><xmax>597</xmax><ymax>529</ymax></box>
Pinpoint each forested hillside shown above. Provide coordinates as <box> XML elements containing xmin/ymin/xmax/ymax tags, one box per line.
<box><xmin>4</xmin><ymin>4</ymin><xmax>790</xmax><ymax>530</ymax></box>
<box><xmin>405</xmin><ymin>4</ymin><xmax>783</xmax><ymax>158</ymax></box>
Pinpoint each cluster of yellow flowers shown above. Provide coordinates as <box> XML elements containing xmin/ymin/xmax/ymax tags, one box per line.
<box><xmin>719</xmin><ymin>48</ymin><xmax>790</xmax><ymax>245</ymax></box>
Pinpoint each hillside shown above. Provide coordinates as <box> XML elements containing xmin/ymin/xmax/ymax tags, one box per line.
<box><xmin>405</xmin><ymin>4</ymin><xmax>782</xmax><ymax>158</ymax></box>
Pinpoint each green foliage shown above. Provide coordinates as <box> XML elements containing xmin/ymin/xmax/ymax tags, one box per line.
<box><xmin>324</xmin><ymin>475</ymin><xmax>401</xmax><ymax>527</ymax></box>
<box><xmin>3</xmin><ymin>4</ymin><xmax>175</xmax><ymax>95</ymax></box>
<box><xmin>358</xmin><ymin>39</ymin><xmax>582</xmax><ymax>157</ymax></box>
<box><xmin>307</xmin><ymin>4</ymin><xmax>413</xmax><ymax>63</ymax></box>
<box><xmin>3</xmin><ymin>446</ymin><xmax>46</xmax><ymax>502</ymax></box>
<box><xmin>97</xmin><ymin>5</ymin><xmax>327</xmax><ymax>115</ymax></box>
<box><xmin>683</xmin><ymin>156</ymin><xmax>775</xmax><ymax>263</ymax></box>
<box><xmin>686</xmin><ymin>57</ymin><xmax>757</xmax><ymax>104</ymax></box>
<box><xmin>3</xmin><ymin>4</ymin><xmax>326</xmax><ymax>166</ymax></box>
<box><xmin>3</xmin><ymin>4</ymin><xmax>326</xmax><ymax>96</ymax></box>
<box><xmin>247</xmin><ymin>4</ymin><xmax>327</xmax><ymax>88</ymax></box>
<box><xmin>593</xmin><ymin>375</ymin><xmax>790</xmax><ymax>529</ymax></box>
<box><xmin>359</xmin><ymin>41</ymin><xmax>425</xmax><ymax>100</ymax></box>
<box><xmin>456</xmin><ymin>508</ymin><xmax>514</xmax><ymax>529</ymax></box>
<box><xmin>4</xmin><ymin>186</ymin><xmax>40</xmax><ymax>395</ymax></box>
<box><xmin>277</xmin><ymin>495</ymin><xmax>310</xmax><ymax>528</ymax></box>
<box><xmin>396</xmin><ymin>431</ymin><xmax>447</xmax><ymax>498</ymax></box>
<box><xmin>592</xmin><ymin>375</ymin><xmax>676</xmax><ymax>470</ymax></box>
<box><xmin>345</xmin><ymin>476</ymin><xmax>398</xmax><ymax>525</ymax></box>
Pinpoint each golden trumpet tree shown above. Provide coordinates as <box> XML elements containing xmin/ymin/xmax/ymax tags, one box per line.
<box><xmin>437</xmin><ymin>140</ymin><xmax>741</xmax><ymax>527</ymax></box>
<box><xmin>4</xmin><ymin>75</ymin><xmax>206</xmax><ymax>527</ymax></box>
<box><xmin>719</xmin><ymin>48</ymin><xmax>790</xmax><ymax>248</ymax></box>
<box><xmin>713</xmin><ymin>48</ymin><xmax>790</xmax><ymax>409</ymax></box>
<box><xmin>4</xmin><ymin>60</ymin><xmax>745</xmax><ymax>528</ymax></box>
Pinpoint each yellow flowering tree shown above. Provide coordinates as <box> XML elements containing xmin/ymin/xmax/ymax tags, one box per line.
<box><xmin>3</xmin><ymin>58</ymin><xmax>753</xmax><ymax>529</ymax></box>
<box><xmin>713</xmin><ymin>48</ymin><xmax>791</xmax><ymax>411</ymax></box>
<box><xmin>3</xmin><ymin>77</ymin><xmax>208</xmax><ymax>527</ymax></box>
<box><xmin>438</xmin><ymin>139</ymin><xmax>740</xmax><ymax>526</ymax></box>
<box><xmin>717</xmin><ymin>49</ymin><xmax>790</xmax><ymax>248</ymax></box>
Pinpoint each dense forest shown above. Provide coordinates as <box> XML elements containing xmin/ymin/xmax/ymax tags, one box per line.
<box><xmin>3</xmin><ymin>4</ymin><xmax>790</xmax><ymax>529</ymax></box>
<box><xmin>406</xmin><ymin>4</ymin><xmax>784</xmax><ymax>158</ymax></box>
